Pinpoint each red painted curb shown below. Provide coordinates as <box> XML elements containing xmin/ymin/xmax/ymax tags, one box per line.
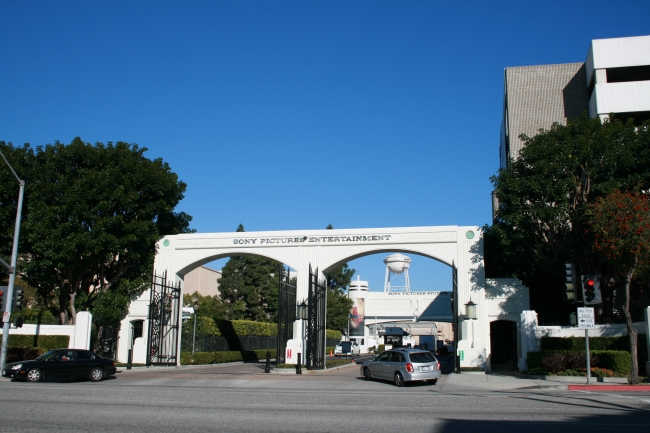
<box><xmin>569</xmin><ymin>385</ymin><xmax>650</xmax><ymax>392</ymax></box>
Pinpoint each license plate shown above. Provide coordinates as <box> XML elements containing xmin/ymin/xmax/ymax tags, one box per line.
<box><xmin>421</xmin><ymin>366</ymin><xmax>430</xmax><ymax>371</ymax></box>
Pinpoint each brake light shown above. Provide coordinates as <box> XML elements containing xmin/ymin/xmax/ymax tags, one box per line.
<box><xmin>406</xmin><ymin>363</ymin><xmax>414</xmax><ymax>373</ymax></box>
<box><xmin>436</xmin><ymin>362</ymin><xmax>441</xmax><ymax>370</ymax></box>
<box><xmin>112</xmin><ymin>361</ymin><xmax>116</xmax><ymax>367</ymax></box>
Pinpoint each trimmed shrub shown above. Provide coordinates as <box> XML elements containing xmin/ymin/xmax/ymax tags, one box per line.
<box><xmin>566</xmin><ymin>351</ymin><xmax>599</xmax><ymax>370</ymax></box>
<box><xmin>377</xmin><ymin>344</ymin><xmax>385</xmax><ymax>354</ymax></box>
<box><xmin>180</xmin><ymin>349</ymin><xmax>277</xmax><ymax>365</ymax></box>
<box><xmin>326</xmin><ymin>359</ymin><xmax>354</xmax><ymax>368</ymax></box>
<box><xmin>7</xmin><ymin>347</ymin><xmax>44</xmax><ymax>363</ymax></box>
<box><xmin>461</xmin><ymin>366</ymin><xmax>484</xmax><ymax>372</ymax></box>
<box><xmin>541</xmin><ymin>335</ymin><xmax>646</xmax><ymax>374</ymax></box>
<box><xmin>596</xmin><ymin>350</ymin><xmax>631</xmax><ymax>375</ymax></box>
<box><xmin>527</xmin><ymin>350</ymin><xmax>631</xmax><ymax>375</ymax></box>
<box><xmin>0</xmin><ymin>335</ymin><xmax>70</xmax><ymax>350</ymax></box>
<box><xmin>326</xmin><ymin>330</ymin><xmax>342</xmax><ymax>340</ymax></box>
<box><xmin>541</xmin><ymin>352</ymin><xmax>567</xmax><ymax>374</ymax></box>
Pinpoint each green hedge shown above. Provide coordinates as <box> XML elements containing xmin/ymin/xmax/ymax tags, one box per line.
<box><xmin>180</xmin><ymin>349</ymin><xmax>277</xmax><ymax>365</ymax></box>
<box><xmin>326</xmin><ymin>330</ymin><xmax>342</xmax><ymax>339</ymax></box>
<box><xmin>0</xmin><ymin>335</ymin><xmax>69</xmax><ymax>350</ymax></box>
<box><xmin>541</xmin><ymin>335</ymin><xmax>646</xmax><ymax>374</ymax></box>
<box><xmin>6</xmin><ymin>347</ymin><xmax>45</xmax><ymax>363</ymax></box>
<box><xmin>527</xmin><ymin>350</ymin><xmax>631</xmax><ymax>375</ymax></box>
<box><xmin>190</xmin><ymin>318</ymin><xmax>341</xmax><ymax>340</ymax></box>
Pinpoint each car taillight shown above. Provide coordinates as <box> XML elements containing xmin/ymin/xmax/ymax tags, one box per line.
<box><xmin>436</xmin><ymin>361</ymin><xmax>441</xmax><ymax>370</ymax></box>
<box><xmin>406</xmin><ymin>363</ymin><xmax>414</xmax><ymax>373</ymax></box>
<box><xmin>112</xmin><ymin>361</ymin><xmax>116</xmax><ymax>367</ymax></box>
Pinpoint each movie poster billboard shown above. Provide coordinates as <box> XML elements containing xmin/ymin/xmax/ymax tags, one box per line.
<box><xmin>350</xmin><ymin>298</ymin><xmax>365</xmax><ymax>336</ymax></box>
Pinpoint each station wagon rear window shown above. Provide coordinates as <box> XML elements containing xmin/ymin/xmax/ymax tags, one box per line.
<box><xmin>408</xmin><ymin>352</ymin><xmax>435</xmax><ymax>363</ymax></box>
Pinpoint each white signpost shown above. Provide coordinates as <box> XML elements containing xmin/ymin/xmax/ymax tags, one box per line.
<box><xmin>577</xmin><ymin>307</ymin><xmax>595</xmax><ymax>384</ymax></box>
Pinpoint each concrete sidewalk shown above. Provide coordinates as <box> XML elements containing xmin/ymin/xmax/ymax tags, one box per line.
<box><xmin>440</xmin><ymin>372</ymin><xmax>569</xmax><ymax>391</ymax></box>
<box><xmin>440</xmin><ymin>372</ymin><xmax>650</xmax><ymax>392</ymax></box>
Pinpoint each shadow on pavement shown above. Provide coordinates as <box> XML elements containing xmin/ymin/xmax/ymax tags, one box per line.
<box><xmin>432</xmin><ymin>410</ymin><xmax>650</xmax><ymax>433</ymax></box>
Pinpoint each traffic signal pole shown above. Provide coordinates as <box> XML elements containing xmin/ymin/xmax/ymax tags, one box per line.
<box><xmin>585</xmin><ymin>329</ymin><xmax>591</xmax><ymax>385</ymax></box>
<box><xmin>0</xmin><ymin>150</ymin><xmax>26</xmax><ymax>374</ymax></box>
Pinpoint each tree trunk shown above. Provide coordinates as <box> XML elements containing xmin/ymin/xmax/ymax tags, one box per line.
<box><xmin>59</xmin><ymin>293</ymin><xmax>68</xmax><ymax>325</ymax></box>
<box><xmin>68</xmin><ymin>291</ymin><xmax>77</xmax><ymax>325</ymax></box>
<box><xmin>622</xmin><ymin>262</ymin><xmax>639</xmax><ymax>384</ymax></box>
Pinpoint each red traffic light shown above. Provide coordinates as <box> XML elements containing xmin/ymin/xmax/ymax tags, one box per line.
<box><xmin>586</xmin><ymin>279</ymin><xmax>595</xmax><ymax>287</ymax></box>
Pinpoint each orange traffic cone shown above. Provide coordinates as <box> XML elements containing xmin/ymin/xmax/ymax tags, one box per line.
<box><xmin>330</xmin><ymin>349</ymin><xmax>333</xmax><ymax>357</ymax></box>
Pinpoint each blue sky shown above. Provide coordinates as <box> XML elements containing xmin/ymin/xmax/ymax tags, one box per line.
<box><xmin>2</xmin><ymin>1</ymin><xmax>649</xmax><ymax>292</ymax></box>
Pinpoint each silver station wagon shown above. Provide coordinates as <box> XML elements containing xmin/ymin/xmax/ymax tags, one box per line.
<box><xmin>360</xmin><ymin>348</ymin><xmax>441</xmax><ymax>386</ymax></box>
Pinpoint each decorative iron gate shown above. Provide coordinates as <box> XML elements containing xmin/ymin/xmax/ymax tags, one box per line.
<box><xmin>276</xmin><ymin>267</ymin><xmax>296</xmax><ymax>364</ymax></box>
<box><xmin>147</xmin><ymin>271</ymin><xmax>181</xmax><ymax>366</ymax></box>
<box><xmin>306</xmin><ymin>265</ymin><xmax>326</xmax><ymax>370</ymax></box>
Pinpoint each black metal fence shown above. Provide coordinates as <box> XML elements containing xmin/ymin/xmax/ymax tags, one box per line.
<box><xmin>306</xmin><ymin>265</ymin><xmax>326</xmax><ymax>370</ymax></box>
<box><xmin>277</xmin><ymin>267</ymin><xmax>296</xmax><ymax>364</ymax></box>
<box><xmin>147</xmin><ymin>271</ymin><xmax>181</xmax><ymax>366</ymax></box>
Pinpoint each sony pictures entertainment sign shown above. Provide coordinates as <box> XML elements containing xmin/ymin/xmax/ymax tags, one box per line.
<box><xmin>232</xmin><ymin>234</ymin><xmax>393</xmax><ymax>245</ymax></box>
<box><xmin>172</xmin><ymin>230</ymin><xmax>459</xmax><ymax>249</ymax></box>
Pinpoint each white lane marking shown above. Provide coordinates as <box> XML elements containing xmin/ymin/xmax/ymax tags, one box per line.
<box><xmin>576</xmin><ymin>390</ymin><xmax>650</xmax><ymax>405</ymax></box>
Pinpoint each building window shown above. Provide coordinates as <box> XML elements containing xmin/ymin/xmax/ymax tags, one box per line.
<box><xmin>131</xmin><ymin>320</ymin><xmax>144</xmax><ymax>346</ymax></box>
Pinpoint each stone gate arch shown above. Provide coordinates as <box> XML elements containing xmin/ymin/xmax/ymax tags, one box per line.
<box><xmin>117</xmin><ymin>225</ymin><xmax>506</xmax><ymax>369</ymax></box>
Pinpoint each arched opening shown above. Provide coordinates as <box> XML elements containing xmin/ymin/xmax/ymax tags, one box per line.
<box><xmin>489</xmin><ymin>320</ymin><xmax>517</xmax><ymax>371</ymax></box>
<box><xmin>325</xmin><ymin>250</ymin><xmax>454</xmax><ymax>355</ymax></box>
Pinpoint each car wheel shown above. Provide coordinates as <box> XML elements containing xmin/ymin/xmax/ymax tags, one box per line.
<box><xmin>26</xmin><ymin>368</ymin><xmax>42</xmax><ymax>382</ymax></box>
<box><xmin>427</xmin><ymin>379</ymin><xmax>438</xmax><ymax>385</ymax></box>
<box><xmin>394</xmin><ymin>372</ymin><xmax>404</xmax><ymax>387</ymax></box>
<box><xmin>89</xmin><ymin>367</ymin><xmax>104</xmax><ymax>382</ymax></box>
<box><xmin>363</xmin><ymin>368</ymin><xmax>372</xmax><ymax>381</ymax></box>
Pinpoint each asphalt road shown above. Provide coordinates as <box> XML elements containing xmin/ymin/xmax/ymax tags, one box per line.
<box><xmin>0</xmin><ymin>360</ymin><xmax>648</xmax><ymax>433</ymax></box>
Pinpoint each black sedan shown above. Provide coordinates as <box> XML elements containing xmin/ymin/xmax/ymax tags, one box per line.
<box><xmin>2</xmin><ymin>348</ymin><xmax>117</xmax><ymax>382</ymax></box>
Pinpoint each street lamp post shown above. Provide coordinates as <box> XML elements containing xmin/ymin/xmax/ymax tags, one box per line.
<box><xmin>192</xmin><ymin>303</ymin><xmax>199</xmax><ymax>354</ymax></box>
<box><xmin>0</xmin><ymin>150</ymin><xmax>25</xmax><ymax>374</ymax></box>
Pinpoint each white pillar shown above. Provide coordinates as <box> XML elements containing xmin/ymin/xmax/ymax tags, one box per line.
<box><xmin>518</xmin><ymin>310</ymin><xmax>538</xmax><ymax>371</ymax></box>
<box><xmin>73</xmin><ymin>311</ymin><xmax>93</xmax><ymax>350</ymax></box>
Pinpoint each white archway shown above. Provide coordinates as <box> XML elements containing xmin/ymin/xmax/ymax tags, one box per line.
<box><xmin>118</xmin><ymin>225</ymin><xmax>498</xmax><ymax>368</ymax></box>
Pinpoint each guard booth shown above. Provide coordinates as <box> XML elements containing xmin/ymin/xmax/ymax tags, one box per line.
<box><xmin>379</xmin><ymin>327</ymin><xmax>410</xmax><ymax>348</ymax></box>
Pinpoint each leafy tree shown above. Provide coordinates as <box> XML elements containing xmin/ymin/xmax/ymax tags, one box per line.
<box><xmin>218</xmin><ymin>224</ymin><xmax>282</xmax><ymax>322</ymax></box>
<box><xmin>0</xmin><ymin>138</ymin><xmax>193</xmax><ymax>325</ymax></box>
<box><xmin>588</xmin><ymin>190</ymin><xmax>650</xmax><ymax>384</ymax></box>
<box><xmin>324</xmin><ymin>224</ymin><xmax>355</xmax><ymax>333</ymax></box>
<box><xmin>488</xmin><ymin>116</ymin><xmax>650</xmax><ymax>320</ymax></box>
<box><xmin>183</xmin><ymin>291</ymin><xmax>228</xmax><ymax>321</ymax></box>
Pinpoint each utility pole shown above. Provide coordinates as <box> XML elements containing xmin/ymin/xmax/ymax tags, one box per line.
<box><xmin>0</xmin><ymin>150</ymin><xmax>25</xmax><ymax>374</ymax></box>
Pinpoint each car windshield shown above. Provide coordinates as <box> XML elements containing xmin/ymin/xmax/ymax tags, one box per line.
<box><xmin>36</xmin><ymin>350</ymin><xmax>60</xmax><ymax>361</ymax></box>
<box><xmin>339</xmin><ymin>342</ymin><xmax>351</xmax><ymax>349</ymax></box>
<box><xmin>409</xmin><ymin>351</ymin><xmax>435</xmax><ymax>363</ymax></box>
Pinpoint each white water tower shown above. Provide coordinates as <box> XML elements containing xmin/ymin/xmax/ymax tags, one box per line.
<box><xmin>383</xmin><ymin>253</ymin><xmax>411</xmax><ymax>293</ymax></box>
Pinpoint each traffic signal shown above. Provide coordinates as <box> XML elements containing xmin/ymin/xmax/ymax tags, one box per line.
<box><xmin>582</xmin><ymin>275</ymin><xmax>602</xmax><ymax>305</ymax></box>
<box><xmin>12</xmin><ymin>285</ymin><xmax>24</xmax><ymax>311</ymax></box>
<box><xmin>0</xmin><ymin>288</ymin><xmax>5</xmax><ymax>313</ymax></box>
<box><xmin>563</xmin><ymin>261</ymin><xmax>577</xmax><ymax>301</ymax></box>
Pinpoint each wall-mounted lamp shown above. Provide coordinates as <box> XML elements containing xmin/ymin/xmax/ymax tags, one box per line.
<box><xmin>296</xmin><ymin>301</ymin><xmax>308</xmax><ymax>320</ymax></box>
<box><xmin>413</xmin><ymin>301</ymin><xmax>420</xmax><ymax>322</ymax></box>
<box><xmin>465</xmin><ymin>299</ymin><xmax>477</xmax><ymax>320</ymax></box>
